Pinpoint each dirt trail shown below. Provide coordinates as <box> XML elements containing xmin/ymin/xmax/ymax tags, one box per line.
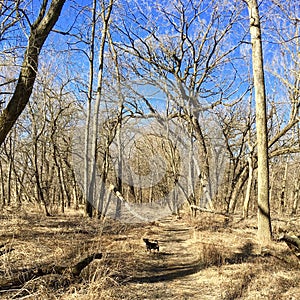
<box><xmin>117</xmin><ymin>213</ymin><xmax>300</xmax><ymax>300</ymax></box>
<box><xmin>121</xmin><ymin>216</ymin><xmax>206</xmax><ymax>300</ymax></box>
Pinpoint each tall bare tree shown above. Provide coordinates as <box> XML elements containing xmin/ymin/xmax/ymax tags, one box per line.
<box><xmin>87</xmin><ymin>0</ymin><xmax>114</xmax><ymax>217</ymax></box>
<box><xmin>84</xmin><ymin>0</ymin><xmax>98</xmax><ymax>218</ymax></box>
<box><xmin>246</xmin><ymin>0</ymin><xmax>272</xmax><ymax>244</ymax></box>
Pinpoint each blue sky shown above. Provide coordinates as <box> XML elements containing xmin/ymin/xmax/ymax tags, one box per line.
<box><xmin>1</xmin><ymin>0</ymin><xmax>298</xmax><ymax>124</ymax></box>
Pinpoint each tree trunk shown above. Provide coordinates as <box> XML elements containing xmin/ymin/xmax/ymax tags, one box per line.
<box><xmin>0</xmin><ymin>161</ymin><xmax>5</xmax><ymax>206</ymax></box>
<box><xmin>89</xmin><ymin>0</ymin><xmax>113</xmax><ymax>217</ymax></box>
<box><xmin>84</xmin><ymin>0</ymin><xmax>97</xmax><ymax>218</ymax></box>
<box><xmin>292</xmin><ymin>176</ymin><xmax>299</xmax><ymax>215</ymax></box>
<box><xmin>5</xmin><ymin>136</ymin><xmax>13</xmax><ymax>206</ymax></box>
<box><xmin>107</xmin><ymin>29</ymin><xmax>124</xmax><ymax>219</ymax></box>
<box><xmin>278</xmin><ymin>234</ymin><xmax>300</xmax><ymax>260</ymax></box>
<box><xmin>247</xmin><ymin>0</ymin><xmax>272</xmax><ymax>244</ymax></box>
<box><xmin>279</xmin><ymin>156</ymin><xmax>289</xmax><ymax>214</ymax></box>
<box><xmin>191</xmin><ymin>115</ymin><xmax>214</xmax><ymax>210</ymax></box>
<box><xmin>243</xmin><ymin>155</ymin><xmax>253</xmax><ymax>218</ymax></box>
<box><xmin>0</xmin><ymin>0</ymin><xmax>66</xmax><ymax>146</ymax></box>
<box><xmin>0</xmin><ymin>253</ymin><xmax>102</xmax><ymax>291</ymax></box>
<box><xmin>228</xmin><ymin>164</ymin><xmax>249</xmax><ymax>214</ymax></box>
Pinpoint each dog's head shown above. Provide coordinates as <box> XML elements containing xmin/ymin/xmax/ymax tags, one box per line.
<box><xmin>143</xmin><ymin>238</ymin><xmax>149</xmax><ymax>243</ymax></box>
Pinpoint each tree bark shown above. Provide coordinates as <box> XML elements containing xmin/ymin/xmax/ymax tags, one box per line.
<box><xmin>292</xmin><ymin>176</ymin><xmax>299</xmax><ymax>215</ymax></box>
<box><xmin>278</xmin><ymin>234</ymin><xmax>300</xmax><ymax>260</ymax></box>
<box><xmin>279</xmin><ymin>156</ymin><xmax>289</xmax><ymax>214</ymax></box>
<box><xmin>88</xmin><ymin>0</ymin><xmax>114</xmax><ymax>217</ymax></box>
<box><xmin>246</xmin><ymin>0</ymin><xmax>272</xmax><ymax>244</ymax></box>
<box><xmin>0</xmin><ymin>0</ymin><xmax>66</xmax><ymax>146</ymax></box>
<box><xmin>228</xmin><ymin>163</ymin><xmax>249</xmax><ymax>213</ymax></box>
<box><xmin>243</xmin><ymin>155</ymin><xmax>253</xmax><ymax>218</ymax></box>
<box><xmin>84</xmin><ymin>0</ymin><xmax>97</xmax><ymax>218</ymax></box>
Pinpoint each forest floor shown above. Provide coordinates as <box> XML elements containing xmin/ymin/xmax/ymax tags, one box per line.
<box><xmin>0</xmin><ymin>205</ymin><xmax>299</xmax><ymax>299</ymax></box>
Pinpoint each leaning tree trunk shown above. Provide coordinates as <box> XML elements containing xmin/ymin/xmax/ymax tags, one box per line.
<box><xmin>191</xmin><ymin>115</ymin><xmax>214</xmax><ymax>210</ymax></box>
<box><xmin>0</xmin><ymin>0</ymin><xmax>66</xmax><ymax>146</ymax></box>
<box><xmin>247</xmin><ymin>0</ymin><xmax>272</xmax><ymax>245</ymax></box>
<box><xmin>228</xmin><ymin>163</ymin><xmax>249</xmax><ymax>214</ymax></box>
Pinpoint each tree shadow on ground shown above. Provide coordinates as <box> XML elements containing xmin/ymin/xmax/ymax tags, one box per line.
<box><xmin>128</xmin><ymin>242</ymin><xmax>259</xmax><ymax>284</ymax></box>
<box><xmin>224</xmin><ymin>242</ymin><xmax>257</xmax><ymax>264</ymax></box>
<box><xmin>127</xmin><ymin>259</ymin><xmax>203</xmax><ymax>283</ymax></box>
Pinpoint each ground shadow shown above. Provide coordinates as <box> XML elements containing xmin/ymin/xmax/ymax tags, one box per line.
<box><xmin>127</xmin><ymin>259</ymin><xmax>203</xmax><ymax>283</ymax></box>
<box><xmin>129</xmin><ymin>242</ymin><xmax>259</xmax><ymax>284</ymax></box>
<box><xmin>225</xmin><ymin>242</ymin><xmax>257</xmax><ymax>264</ymax></box>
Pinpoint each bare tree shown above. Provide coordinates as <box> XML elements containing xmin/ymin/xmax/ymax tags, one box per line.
<box><xmin>87</xmin><ymin>0</ymin><xmax>114</xmax><ymax>217</ymax></box>
<box><xmin>0</xmin><ymin>0</ymin><xmax>66</xmax><ymax>145</ymax></box>
<box><xmin>246</xmin><ymin>0</ymin><xmax>272</xmax><ymax>244</ymax></box>
<box><xmin>84</xmin><ymin>0</ymin><xmax>98</xmax><ymax>218</ymax></box>
<box><xmin>114</xmin><ymin>0</ymin><xmax>246</xmax><ymax>209</ymax></box>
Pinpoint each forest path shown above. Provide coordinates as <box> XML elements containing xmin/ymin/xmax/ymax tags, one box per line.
<box><xmin>119</xmin><ymin>216</ymin><xmax>210</xmax><ymax>300</ymax></box>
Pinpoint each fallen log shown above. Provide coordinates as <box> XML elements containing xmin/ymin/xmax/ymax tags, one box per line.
<box><xmin>0</xmin><ymin>252</ymin><xmax>102</xmax><ymax>291</ymax></box>
<box><xmin>190</xmin><ymin>205</ymin><xmax>229</xmax><ymax>216</ymax></box>
<box><xmin>278</xmin><ymin>234</ymin><xmax>300</xmax><ymax>260</ymax></box>
<box><xmin>71</xmin><ymin>253</ymin><xmax>103</xmax><ymax>276</ymax></box>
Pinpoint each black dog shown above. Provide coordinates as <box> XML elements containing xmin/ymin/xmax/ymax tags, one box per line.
<box><xmin>143</xmin><ymin>238</ymin><xmax>159</xmax><ymax>252</ymax></box>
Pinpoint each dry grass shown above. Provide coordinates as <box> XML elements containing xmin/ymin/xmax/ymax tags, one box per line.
<box><xmin>0</xmin><ymin>205</ymin><xmax>299</xmax><ymax>299</ymax></box>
